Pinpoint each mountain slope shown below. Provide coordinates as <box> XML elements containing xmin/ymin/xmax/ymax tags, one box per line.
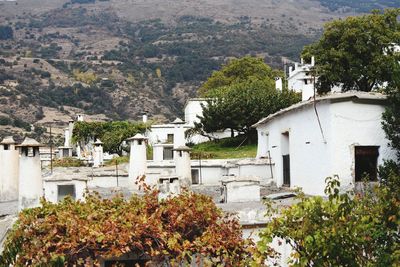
<box><xmin>0</xmin><ymin>0</ymin><xmax>398</xmax><ymax>141</ymax></box>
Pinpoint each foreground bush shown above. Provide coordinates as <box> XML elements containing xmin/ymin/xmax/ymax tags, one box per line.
<box><xmin>0</xmin><ymin>190</ymin><xmax>256</xmax><ymax>266</ymax></box>
<box><xmin>257</xmin><ymin>176</ymin><xmax>400</xmax><ymax>266</ymax></box>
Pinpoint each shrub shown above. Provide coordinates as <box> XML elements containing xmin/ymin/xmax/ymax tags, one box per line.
<box><xmin>0</xmin><ymin>189</ymin><xmax>255</xmax><ymax>266</ymax></box>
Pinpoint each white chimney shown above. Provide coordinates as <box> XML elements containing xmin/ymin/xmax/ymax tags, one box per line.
<box><xmin>174</xmin><ymin>146</ymin><xmax>192</xmax><ymax>187</ymax></box>
<box><xmin>17</xmin><ymin>138</ymin><xmax>43</xmax><ymax>211</ymax></box>
<box><xmin>275</xmin><ymin>77</ymin><xmax>283</xmax><ymax>91</ymax></box>
<box><xmin>301</xmin><ymin>58</ymin><xmax>304</xmax><ymax>64</ymax></box>
<box><xmin>142</xmin><ymin>114</ymin><xmax>148</xmax><ymax>123</ymax></box>
<box><xmin>0</xmin><ymin>136</ymin><xmax>19</xmax><ymax>202</ymax></box>
<box><xmin>311</xmin><ymin>56</ymin><xmax>315</xmax><ymax>67</ymax></box>
<box><xmin>68</xmin><ymin>120</ymin><xmax>74</xmax><ymax>147</ymax></box>
<box><xmin>92</xmin><ymin>139</ymin><xmax>104</xmax><ymax>168</ymax></box>
<box><xmin>127</xmin><ymin>134</ymin><xmax>148</xmax><ymax>186</ymax></box>
<box><xmin>64</xmin><ymin>127</ymin><xmax>70</xmax><ymax>147</ymax></box>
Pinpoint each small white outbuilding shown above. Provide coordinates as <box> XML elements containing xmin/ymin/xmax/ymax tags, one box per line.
<box><xmin>253</xmin><ymin>92</ymin><xmax>396</xmax><ymax>196</ymax></box>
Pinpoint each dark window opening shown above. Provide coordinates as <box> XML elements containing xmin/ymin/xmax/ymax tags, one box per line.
<box><xmin>304</xmin><ymin>79</ymin><xmax>308</xmax><ymax>84</ymax></box>
<box><xmin>138</xmin><ymin>140</ymin><xmax>142</xmax><ymax>145</ymax></box>
<box><xmin>57</xmin><ymin>185</ymin><xmax>76</xmax><ymax>202</ymax></box>
<box><xmin>167</xmin><ymin>134</ymin><xmax>174</xmax><ymax>144</ymax></box>
<box><xmin>282</xmin><ymin>155</ymin><xmax>291</xmax><ymax>186</ymax></box>
<box><xmin>163</xmin><ymin>147</ymin><xmax>173</xmax><ymax>160</ymax></box>
<box><xmin>191</xmin><ymin>169</ymin><xmax>200</xmax><ymax>184</ymax></box>
<box><xmin>63</xmin><ymin>148</ymin><xmax>69</xmax><ymax>157</ymax></box>
<box><xmin>355</xmin><ymin>146</ymin><xmax>379</xmax><ymax>182</ymax></box>
<box><xmin>4</xmin><ymin>144</ymin><xmax>9</xmax><ymax>150</ymax></box>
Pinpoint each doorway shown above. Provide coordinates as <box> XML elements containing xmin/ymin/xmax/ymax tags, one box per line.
<box><xmin>281</xmin><ymin>131</ymin><xmax>290</xmax><ymax>186</ymax></box>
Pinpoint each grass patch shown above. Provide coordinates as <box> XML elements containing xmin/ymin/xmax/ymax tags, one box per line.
<box><xmin>53</xmin><ymin>157</ymin><xmax>85</xmax><ymax>167</ymax></box>
<box><xmin>104</xmin><ymin>156</ymin><xmax>129</xmax><ymax>166</ymax></box>
<box><xmin>190</xmin><ymin>136</ymin><xmax>257</xmax><ymax>159</ymax></box>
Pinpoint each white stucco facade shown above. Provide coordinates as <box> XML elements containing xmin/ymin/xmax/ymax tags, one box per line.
<box><xmin>17</xmin><ymin>139</ymin><xmax>44</xmax><ymax>210</ymax></box>
<box><xmin>184</xmin><ymin>98</ymin><xmax>207</xmax><ymax>126</ymax></box>
<box><xmin>254</xmin><ymin>92</ymin><xmax>395</xmax><ymax>196</ymax></box>
<box><xmin>0</xmin><ymin>139</ymin><xmax>19</xmax><ymax>202</ymax></box>
<box><xmin>288</xmin><ymin>59</ymin><xmax>342</xmax><ymax>101</ymax></box>
<box><xmin>147</xmin><ymin>98</ymin><xmax>236</xmax><ymax>146</ymax></box>
<box><xmin>44</xmin><ymin>178</ymin><xmax>87</xmax><ymax>203</ymax></box>
<box><xmin>93</xmin><ymin>139</ymin><xmax>104</xmax><ymax>168</ymax></box>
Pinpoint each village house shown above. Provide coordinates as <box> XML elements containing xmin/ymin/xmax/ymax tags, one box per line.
<box><xmin>147</xmin><ymin>98</ymin><xmax>235</xmax><ymax>147</ymax></box>
<box><xmin>253</xmin><ymin>91</ymin><xmax>396</xmax><ymax>196</ymax></box>
<box><xmin>285</xmin><ymin>57</ymin><xmax>342</xmax><ymax>101</ymax></box>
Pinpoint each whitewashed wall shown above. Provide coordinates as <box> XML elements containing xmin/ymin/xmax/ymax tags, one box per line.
<box><xmin>44</xmin><ymin>180</ymin><xmax>87</xmax><ymax>203</ymax></box>
<box><xmin>256</xmin><ymin>99</ymin><xmax>394</xmax><ymax>196</ymax></box>
<box><xmin>184</xmin><ymin>99</ymin><xmax>206</xmax><ymax>126</ymax></box>
<box><xmin>330</xmin><ymin>102</ymin><xmax>395</xmax><ymax>190</ymax></box>
<box><xmin>19</xmin><ymin>149</ymin><xmax>43</xmax><ymax>210</ymax></box>
<box><xmin>0</xmin><ymin>149</ymin><xmax>19</xmax><ymax>202</ymax></box>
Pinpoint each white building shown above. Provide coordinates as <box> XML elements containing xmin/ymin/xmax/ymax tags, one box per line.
<box><xmin>43</xmin><ymin>176</ymin><xmax>87</xmax><ymax>204</ymax></box>
<box><xmin>147</xmin><ymin>99</ymin><xmax>235</xmax><ymax>147</ymax></box>
<box><xmin>287</xmin><ymin>57</ymin><xmax>341</xmax><ymax>101</ymax></box>
<box><xmin>253</xmin><ymin>92</ymin><xmax>395</xmax><ymax>196</ymax></box>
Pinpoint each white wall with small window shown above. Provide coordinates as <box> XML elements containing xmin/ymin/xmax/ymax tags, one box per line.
<box><xmin>254</xmin><ymin>92</ymin><xmax>396</xmax><ymax>196</ymax></box>
<box><xmin>44</xmin><ymin>179</ymin><xmax>87</xmax><ymax>203</ymax></box>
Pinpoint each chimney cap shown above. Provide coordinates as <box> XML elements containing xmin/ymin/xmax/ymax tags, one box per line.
<box><xmin>171</xmin><ymin>117</ymin><xmax>184</xmax><ymax>124</ymax></box>
<box><xmin>16</xmin><ymin>137</ymin><xmax>43</xmax><ymax>147</ymax></box>
<box><xmin>93</xmin><ymin>138</ymin><xmax>103</xmax><ymax>145</ymax></box>
<box><xmin>0</xmin><ymin>136</ymin><xmax>17</xmax><ymax>145</ymax></box>
<box><xmin>126</xmin><ymin>133</ymin><xmax>148</xmax><ymax>141</ymax></box>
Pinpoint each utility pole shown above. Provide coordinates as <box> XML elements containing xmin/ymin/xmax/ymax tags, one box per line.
<box><xmin>49</xmin><ymin>126</ymin><xmax>53</xmax><ymax>174</ymax></box>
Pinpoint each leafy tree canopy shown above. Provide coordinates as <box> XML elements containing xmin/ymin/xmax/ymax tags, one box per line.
<box><xmin>382</xmin><ymin>62</ymin><xmax>400</xmax><ymax>162</ymax></box>
<box><xmin>302</xmin><ymin>9</ymin><xmax>400</xmax><ymax>93</ymax></box>
<box><xmin>0</xmin><ymin>189</ymin><xmax>254</xmax><ymax>266</ymax></box>
<box><xmin>196</xmin><ymin>57</ymin><xmax>300</xmax><ymax>138</ymax></box>
<box><xmin>198</xmin><ymin>56</ymin><xmax>280</xmax><ymax>96</ymax></box>
<box><xmin>199</xmin><ymin>79</ymin><xmax>300</xmax><ymax>137</ymax></box>
<box><xmin>72</xmin><ymin>121</ymin><xmax>147</xmax><ymax>155</ymax></box>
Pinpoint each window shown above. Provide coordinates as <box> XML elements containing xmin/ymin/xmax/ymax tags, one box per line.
<box><xmin>167</xmin><ymin>134</ymin><xmax>174</xmax><ymax>144</ymax></box>
<box><xmin>355</xmin><ymin>146</ymin><xmax>379</xmax><ymax>182</ymax></box>
<box><xmin>57</xmin><ymin>185</ymin><xmax>76</xmax><ymax>202</ymax></box>
<box><xmin>191</xmin><ymin>169</ymin><xmax>200</xmax><ymax>184</ymax></box>
<box><xmin>163</xmin><ymin>147</ymin><xmax>173</xmax><ymax>160</ymax></box>
<box><xmin>4</xmin><ymin>144</ymin><xmax>9</xmax><ymax>150</ymax></box>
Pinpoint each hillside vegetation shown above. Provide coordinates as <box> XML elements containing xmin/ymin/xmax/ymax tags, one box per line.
<box><xmin>0</xmin><ymin>0</ymin><xmax>398</xmax><ymax>138</ymax></box>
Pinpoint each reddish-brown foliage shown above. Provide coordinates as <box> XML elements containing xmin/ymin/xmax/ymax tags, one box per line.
<box><xmin>0</xmin><ymin>189</ymin><xmax>254</xmax><ymax>266</ymax></box>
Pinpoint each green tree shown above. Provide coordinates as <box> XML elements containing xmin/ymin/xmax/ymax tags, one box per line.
<box><xmin>382</xmin><ymin>63</ymin><xmax>400</xmax><ymax>163</ymax></box>
<box><xmin>199</xmin><ymin>79</ymin><xmax>299</xmax><ymax>137</ymax></box>
<box><xmin>197</xmin><ymin>57</ymin><xmax>300</xmax><ymax>138</ymax></box>
<box><xmin>256</xmin><ymin>176</ymin><xmax>400</xmax><ymax>266</ymax></box>
<box><xmin>198</xmin><ymin>56</ymin><xmax>278</xmax><ymax>96</ymax></box>
<box><xmin>302</xmin><ymin>9</ymin><xmax>400</xmax><ymax>93</ymax></box>
<box><xmin>72</xmin><ymin>121</ymin><xmax>147</xmax><ymax>155</ymax></box>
